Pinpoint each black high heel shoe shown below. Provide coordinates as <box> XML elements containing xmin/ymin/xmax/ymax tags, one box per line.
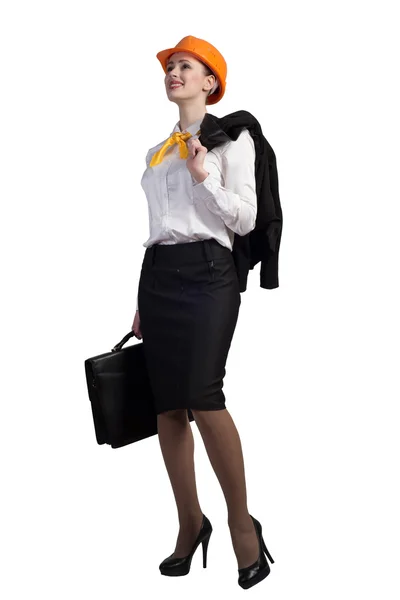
<box><xmin>237</xmin><ymin>515</ymin><xmax>274</xmax><ymax>590</ymax></box>
<box><xmin>159</xmin><ymin>513</ymin><xmax>213</xmax><ymax>577</ymax></box>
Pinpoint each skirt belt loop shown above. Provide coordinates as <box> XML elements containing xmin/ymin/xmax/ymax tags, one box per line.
<box><xmin>202</xmin><ymin>239</ymin><xmax>214</xmax><ymax>267</ymax></box>
<box><xmin>203</xmin><ymin>239</ymin><xmax>215</xmax><ymax>279</ymax></box>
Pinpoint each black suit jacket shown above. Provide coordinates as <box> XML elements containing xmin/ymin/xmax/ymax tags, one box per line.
<box><xmin>198</xmin><ymin>110</ymin><xmax>282</xmax><ymax>292</ymax></box>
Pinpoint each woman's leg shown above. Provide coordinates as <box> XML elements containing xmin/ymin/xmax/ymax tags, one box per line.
<box><xmin>191</xmin><ymin>408</ymin><xmax>260</xmax><ymax>569</ymax></box>
<box><xmin>157</xmin><ymin>409</ymin><xmax>204</xmax><ymax>558</ymax></box>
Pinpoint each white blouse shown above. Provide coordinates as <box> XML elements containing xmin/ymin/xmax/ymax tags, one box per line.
<box><xmin>136</xmin><ymin>115</ymin><xmax>257</xmax><ymax>310</ymax></box>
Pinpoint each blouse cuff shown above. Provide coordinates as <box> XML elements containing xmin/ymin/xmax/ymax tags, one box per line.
<box><xmin>191</xmin><ymin>172</ymin><xmax>219</xmax><ymax>202</ymax></box>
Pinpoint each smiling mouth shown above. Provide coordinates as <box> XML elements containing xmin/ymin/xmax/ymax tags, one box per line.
<box><xmin>169</xmin><ymin>83</ymin><xmax>183</xmax><ymax>89</ymax></box>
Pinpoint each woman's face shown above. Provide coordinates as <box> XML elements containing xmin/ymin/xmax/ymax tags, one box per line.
<box><xmin>165</xmin><ymin>52</ymin><xmax>215</xmax><ymax>103</ymax></box>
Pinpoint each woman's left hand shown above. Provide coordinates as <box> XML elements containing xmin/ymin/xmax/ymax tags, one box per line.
<box><xmin>186</xmin><ymin>138</ymin><xmax>208</xmax><ymax>178</ymax></box>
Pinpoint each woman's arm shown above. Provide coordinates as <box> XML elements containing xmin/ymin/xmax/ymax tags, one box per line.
<box><xmin>191</xmin><ymin>129</ymin><xmax>257</xmax><ymax>237</ymax></box>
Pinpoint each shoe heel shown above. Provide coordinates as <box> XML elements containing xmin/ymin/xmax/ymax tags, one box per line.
<box><xmin>202</xmin><ymin>532</ymin><xmax>211</xmax><ymax>568</ymax></box>
<box><xmin>261</xmin><ymin>535</ymin><xmax>274</xmax><ymax>564</ymax></box>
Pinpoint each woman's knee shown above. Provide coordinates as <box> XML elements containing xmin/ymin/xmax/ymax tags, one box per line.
<box><xmin>157</xmin><ymin>408</ymin><xmax>188</xmax><ymax>421</ymax></box>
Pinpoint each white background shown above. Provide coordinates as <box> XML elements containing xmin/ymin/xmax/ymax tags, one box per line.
<box><xmin>1</xmin><ymin>1</ymin><xmax>399</xmax><ymax>598</ymax></box>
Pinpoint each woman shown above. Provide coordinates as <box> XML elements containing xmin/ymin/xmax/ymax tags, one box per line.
<box><xmin>131</xmin><ymin>36</ymin><xmax>274</xmax><ymax>590</ymax></box>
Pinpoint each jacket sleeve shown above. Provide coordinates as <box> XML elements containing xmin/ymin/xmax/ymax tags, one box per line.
<box><xmin>191</xmin><ymin>129</ymin><xmax>257</xmax><ymax>237</ymax></box>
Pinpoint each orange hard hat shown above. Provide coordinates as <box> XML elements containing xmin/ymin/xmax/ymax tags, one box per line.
<box><xmin>156</xmin><ymin>35</ymin><xmax>227</xmax><ymax>105</ymax></box>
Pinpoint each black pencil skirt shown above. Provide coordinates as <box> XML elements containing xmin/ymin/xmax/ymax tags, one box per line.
<box><xmin>137</xmin><ymin>238</ymin><xmax>241</xmax><ymax>415</ymax></box>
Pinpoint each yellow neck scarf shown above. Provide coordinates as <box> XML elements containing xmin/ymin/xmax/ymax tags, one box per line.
<box><xmin>149</xmin><ymin>129</ymin><xmax>201</xmax><ymax>167</ymax></box>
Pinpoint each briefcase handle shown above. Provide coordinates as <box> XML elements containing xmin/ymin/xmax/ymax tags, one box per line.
<box><xmin>112</xmin><ymin>330</ymin><xmax>140</xmax><ymax>353</ymax></box>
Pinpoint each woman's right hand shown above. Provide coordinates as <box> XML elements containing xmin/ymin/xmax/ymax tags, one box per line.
<box><xmin>131</xmin><ymin>310</ymin><xmax>142</xmax><ymax>339</ymax></box>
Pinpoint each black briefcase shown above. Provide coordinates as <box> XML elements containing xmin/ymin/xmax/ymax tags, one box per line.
<box><xmin>84</xmin><ymin>330</ymin><xmax>194</xmax><ymax>449</ymax></box>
